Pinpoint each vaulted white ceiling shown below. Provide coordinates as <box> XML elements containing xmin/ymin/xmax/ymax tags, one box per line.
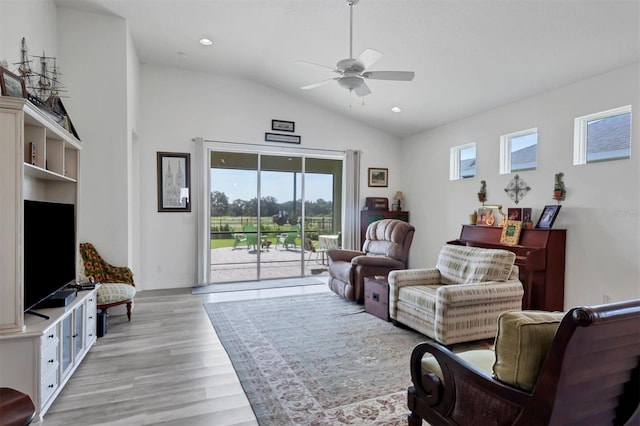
<box><xmin>55</xmin><ymin>0</ymin><xmax>640</xmax><ymax>138</ymax></box>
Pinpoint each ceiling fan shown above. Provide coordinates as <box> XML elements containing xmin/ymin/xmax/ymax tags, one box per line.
<box><xmin>299</xmin><ymin>0</ymin><xmax>415</xmax><ymax>97</ymax></box>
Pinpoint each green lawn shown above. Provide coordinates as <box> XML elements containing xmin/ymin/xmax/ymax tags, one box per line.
<box><xmin>209</xmin><ymin>236</ymin><xmax>303</xmax><ymax>249</ymax></box>
<box><xmin>210</xmin><ymin>238</ymin><xmax>234</xmax><ymax>249</ymax></box>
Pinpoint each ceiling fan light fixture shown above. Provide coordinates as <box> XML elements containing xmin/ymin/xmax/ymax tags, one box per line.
<box><xmin>338</xmin><ymin>76</ymin><xmax>364</xmax><ymax>91</ymax></box>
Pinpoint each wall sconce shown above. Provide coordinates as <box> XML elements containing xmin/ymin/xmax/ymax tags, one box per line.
<box><xmin>394</xmin><ymin>191</ymin><xmax>404</xmax><ymax>211</ymax></box>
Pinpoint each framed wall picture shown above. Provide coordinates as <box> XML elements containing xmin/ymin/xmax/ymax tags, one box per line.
<box><xmin>265</xmin><ymin>132</ymin><xmax>301</xmax><ymax>144</ymax></box>
<box><xmin>0</xmin><ymin>67</ymin><xmax>27</xmax><ymax>98</ymax></box>
<box><xmin>271</xmin><ymin>119</ymin><xmax>295</xmax><ymax>132</ymax></box>
<box><xmin>535</xmin><ymin>205</ymin><xmax>561</xmax><ymax>229</ymax></box>
<box><xmin>157</xmin><ymin>152</ymin><xmax>191</xmax><ymax>212</ymax></box>
<box><xmin>368</xmin><ymin>168</ymin><xmax>388</xmax><ymax>187</ymax></box>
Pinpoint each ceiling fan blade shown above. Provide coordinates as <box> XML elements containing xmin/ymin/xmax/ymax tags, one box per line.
<box><xmin>361</xmin><ymin>70</ymin><xmax>415</xmax><ymax>81</ymax></box>
<box><xmin>353</xmin><ymin>81</ymin><xmax>371</xmax><ymax>97</ymax></box>
<box><xmin>301</xmin><ymin>78</ymin><xmax>338</xmax><ymax>90</ymax></box>
<box><xmin>353</xmin><ymin>48</ymin><xmax>383</xmax><ymax>70</ymax></box>
<box><xmin>295</xmin><ymin>60</ymin><xmax>338</xmax><ymax>73</ymax></box>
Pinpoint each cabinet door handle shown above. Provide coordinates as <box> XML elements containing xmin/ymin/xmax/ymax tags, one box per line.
<box><xmin>48</xmin><ymin>334</ymin><xmax>55</xmax><ymax>339</ymax></box>
<box><xmin>48</xmin><ymin>359</ymin><xmax>54</xmax><ymax>363</ymax></box>
<box><xmin>48</xmin><ymin>384</ymin><xmax>54</xmax><ymax>388</ymax></box>
<box><xmin>88</xmin><ymin>316</ymin><xmax>93</xmax><ymax>319</ymax></box>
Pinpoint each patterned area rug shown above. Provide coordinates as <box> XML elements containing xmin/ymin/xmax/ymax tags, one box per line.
<box><xmin>205</xmin><ymin>292</ymin><xmax>489</xmax><ymax>425</ymax></box>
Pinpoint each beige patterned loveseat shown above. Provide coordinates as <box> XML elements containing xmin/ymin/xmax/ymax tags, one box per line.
<box><xmin>388</xmin><ymin>244</ymin><xmax>524</xmax><ymax>345</ymax></box>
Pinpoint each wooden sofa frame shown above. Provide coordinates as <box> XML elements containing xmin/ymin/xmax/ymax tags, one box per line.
<box><xmin>407</xmin><ymin>299</ymin><xmax>640</xmax><ymax>426</ymax></box>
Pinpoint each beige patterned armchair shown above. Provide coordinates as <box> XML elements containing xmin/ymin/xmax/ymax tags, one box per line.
<box><xmin>389</xmin><ymin>244</ymin><xmax>524</xmax><ymax>345</ymax></box>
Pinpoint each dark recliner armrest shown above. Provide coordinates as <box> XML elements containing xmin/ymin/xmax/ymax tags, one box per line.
<box><xmin>351</xmin><ymin>255</ymin><xmax>404</xmax><ymax>268</ymax></box>
<box><xmin>326</xmin><ymin>249</ymin><xmax>364</xmax><ymax>263</ymax></box>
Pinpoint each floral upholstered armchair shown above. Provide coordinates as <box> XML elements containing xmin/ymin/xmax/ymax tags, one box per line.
<box><xmin>79</xmin><ymin>242</ymin><xmax>137</xmax><ymax>321</ymax></box>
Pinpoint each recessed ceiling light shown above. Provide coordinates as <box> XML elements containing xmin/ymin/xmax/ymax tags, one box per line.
<box><xmin>391</xmin><ymin>106</ymin><xmax>402</xmax><ymax>113</ymax></box>
<box><xmin>199</xmin><ymin>38</ymin><xmax>213</xmax><ymax>46</ymax></box>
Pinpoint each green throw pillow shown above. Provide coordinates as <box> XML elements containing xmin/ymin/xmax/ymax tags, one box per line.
<box><xmin>492</xmin><ymin>310</ymin><xmax>564</xmax><ymax>392</ymax></box>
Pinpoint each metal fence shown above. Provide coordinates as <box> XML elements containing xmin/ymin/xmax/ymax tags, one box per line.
<box><xmin>210</xmin><ymin>216</ymin><xmax>334</xmax><ymax>239</ymax></box>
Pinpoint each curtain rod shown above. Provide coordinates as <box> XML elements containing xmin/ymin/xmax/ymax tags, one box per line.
<box><xmin>193</xmin><ymin>138</ymin><xmax>345</xmax><ymax>154</ymax></box>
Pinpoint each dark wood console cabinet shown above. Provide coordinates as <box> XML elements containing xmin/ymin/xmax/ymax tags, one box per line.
<box><xmin>448</xmin><ymin>225</ymin><xmax>566</xmax><ymax>311</ymax></box>
<box><xmin>361</xmin><ymin>210</ymin><xmax>409</xmax><ymax>248</ymax></box>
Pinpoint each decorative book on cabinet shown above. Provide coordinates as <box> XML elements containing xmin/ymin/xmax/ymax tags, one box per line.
<box><xmin>360</xmin><ymin>210</ymin><xmax>410</xmax><ymax>249</ymax></box>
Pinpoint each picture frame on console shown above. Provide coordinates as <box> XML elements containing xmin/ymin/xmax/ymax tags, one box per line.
<box><xmin>157</xmin><ymin>152</ymin><xmax>191</xmax><ymax>212</ymax></box>
<box><xmin>536</xmin><ymin>205</ymin><xmax>561</xmax><ymax>229</ymax></box>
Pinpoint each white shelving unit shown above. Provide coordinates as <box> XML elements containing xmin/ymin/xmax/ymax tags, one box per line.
<box><xmin>0</xmin><ymin>97</ymin><xmax>94</xmax><ymax>422</ymax></box>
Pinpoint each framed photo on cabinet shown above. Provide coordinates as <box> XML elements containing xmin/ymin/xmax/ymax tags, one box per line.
<box><xmin>157</xmin><ymin>152</ymin><xmax>191</xmax><ymax>212</ymax></box>
<box><xmin>536</xmin><ymin>205</ymin><xmax>561</xmax><ymax>229</ymax></box>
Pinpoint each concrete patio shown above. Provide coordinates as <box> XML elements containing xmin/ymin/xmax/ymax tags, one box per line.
<box><xmin>209</xmin><ymin>244</ymin><xmax>329</xmax><ymax>283</ymax></box>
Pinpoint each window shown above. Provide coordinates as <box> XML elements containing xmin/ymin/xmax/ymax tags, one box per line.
<box><xmin>574</xmin><ymin>105</ymin><xmax>631</xmax><ymax>165</ymax></box>
<box><xmin>500</xmin><ymin>128</ymin><xmax>537</xmax><ymax>174</ymax></box>
<box><xmin>450</xmin><ymin>143</ymin><xmax>476</xmax><ymax>180</ymax></box>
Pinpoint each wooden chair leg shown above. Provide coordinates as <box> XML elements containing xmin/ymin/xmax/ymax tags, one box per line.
<box><xmin>126</xmin><ymin>301</ymin><xmax>133</xmax><ymax>321</ymax></box>
<box><xmin>408</xmin><ymin>412</ymin><xmax>422</xmax><ymax>426</ymax></box>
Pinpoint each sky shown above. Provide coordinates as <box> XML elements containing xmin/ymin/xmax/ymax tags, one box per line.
<box><xmin>210</xmin><ymin>169</ymin><xmax>333</xmax><ymax>203</ymax></box>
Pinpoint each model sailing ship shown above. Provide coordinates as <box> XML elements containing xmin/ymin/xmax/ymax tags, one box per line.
<box><xmin>15</xmin><ymin>39</ymin><xmax>67</xmax><ymax>121</ymax></box>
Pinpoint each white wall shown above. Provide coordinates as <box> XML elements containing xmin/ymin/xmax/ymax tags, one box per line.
<box><xmin>137</xmin><ymin>65</ymin><xmax>402</xmax><ymax>289</ymax></box>
<box><xmin>0</xmin><ymin>0</ymin><xmax>57</xmax><ymax>67</ymax></box>
<box><xmin>401</xmin><ymin>63</ymin><xmax>640</xmax><ymax>308</ymax></box>
<box><xmin>56</xmin><ymin>8</ymin><xmax>131</xmax><ymax>269</ymax></box>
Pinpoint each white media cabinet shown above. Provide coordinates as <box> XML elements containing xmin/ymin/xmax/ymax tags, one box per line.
<box><xmin>0</xmin><ymin>97</ymin><xmax>93</xmax><ymax>421</ymax></box>
<box><xmin>0</xmin><ymin>289</ymin><xmax>98</xmax><ymax>421</ymax></box>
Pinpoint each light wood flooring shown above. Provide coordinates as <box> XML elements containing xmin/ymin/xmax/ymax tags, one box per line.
<box><xmin>40</xmin><ymin>282</ymin><xmax>330</xmax><ymax>426</ymax></box>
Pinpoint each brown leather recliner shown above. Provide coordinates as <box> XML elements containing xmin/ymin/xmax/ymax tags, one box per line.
<box><xmin>327</xmin><ymin>219</ymin><xmax>415</xmax><ymax>303</ymax></box>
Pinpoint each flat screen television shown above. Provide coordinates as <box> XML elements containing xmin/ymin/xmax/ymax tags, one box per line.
<box><xmin>23</xmin><ymin>200</ymin><xmax>76</xmax><ymax>312</ymax></box>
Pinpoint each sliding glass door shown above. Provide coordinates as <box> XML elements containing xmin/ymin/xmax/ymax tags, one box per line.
<box><xmin>208</xmin><ymin>150</ymin><xmax>342</xmax><ymax>283</ymax></box>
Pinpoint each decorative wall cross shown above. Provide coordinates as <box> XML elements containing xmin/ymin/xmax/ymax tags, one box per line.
<box><xmin>504</xmin><ymin>174</ymin><xmax>531</xmax><ymax>205</ymax></box>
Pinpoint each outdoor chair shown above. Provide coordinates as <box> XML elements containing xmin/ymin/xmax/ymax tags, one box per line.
<box><xmin>276</xmin><ymin>224</ymin><xmax>300</xmax><ymax>250</ymax></box>
<box><xmin>79</xmin><ymin>242</ymin><xmax>136</xmax><ymax>321</ymax></box>
<box><xmin>243</xmin><ymin>224</ymin><xmax>259</xmax><ymax>250</ymax></box>
<box><xmin>304</xmin><ymin>238</ymin><xmax>326</xmax><ymax>264</ymax></box>
<box><xmin>232</xmin><ymin>231</ymin><xmax>247</xmax><ymax>249</ymax></box>
<box><xmin>407</xmin><ymin>299</ymin><xmax>640</xmax><ymax>426</ymax></box>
